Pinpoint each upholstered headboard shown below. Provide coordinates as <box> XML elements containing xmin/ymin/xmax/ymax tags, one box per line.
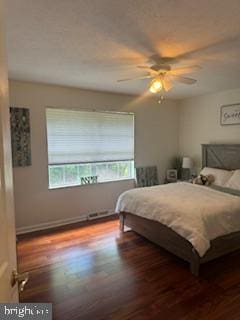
<box><xmin>202</xmin><ymin>144</ymin><xmax>240</xmax><ymax>170</ymax></box>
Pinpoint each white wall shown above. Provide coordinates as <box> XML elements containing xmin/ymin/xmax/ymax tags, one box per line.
<box><xmin>9</xmin><ymin>80</ymin><xmax>179</xmax><ymax>231</ymax></box>
<box><xmin>179</xmin><ymin>88</ymin><xmax>240</xmax><ymax>171</ymax></box>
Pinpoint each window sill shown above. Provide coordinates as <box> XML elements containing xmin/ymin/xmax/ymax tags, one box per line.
<box><xmin>48</xmin><ymin>178</ymin><xmax>135</xmax><ymax>190</ymax></box>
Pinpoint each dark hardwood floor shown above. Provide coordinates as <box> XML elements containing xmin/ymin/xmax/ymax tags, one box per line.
<box><xmin>18</xmin><ymin>216</ymin><xmax>240</xmax><ymax>320</ymax></box>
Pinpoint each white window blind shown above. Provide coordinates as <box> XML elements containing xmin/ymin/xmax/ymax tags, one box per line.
<box><xmin>46</xmin><ymin>108</ymin><xmax>134</xmax><ymax>165</ymax></box>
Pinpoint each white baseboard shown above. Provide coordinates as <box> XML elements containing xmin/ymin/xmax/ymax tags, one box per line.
<box><xmin>16</xmin><ymin>211</ymin><xmax>117</xmax><ymax>235</ymax></box>
<box><xmin>16</xmin><ymin>215</ymin><xmax>87</xmax><ymax>235</ymax></box>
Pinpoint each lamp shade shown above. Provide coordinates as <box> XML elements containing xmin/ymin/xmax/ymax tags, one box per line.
<box><xmin>182</xmin><ymin>157</ymin><xmax>193</xmax><ymax>169</ymax></box>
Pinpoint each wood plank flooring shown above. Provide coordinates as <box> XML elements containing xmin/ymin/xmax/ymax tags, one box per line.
<box><xmin>18</xmin><ymin>216</ymin><xmax>240</xmax><ymax>320</ymax></box>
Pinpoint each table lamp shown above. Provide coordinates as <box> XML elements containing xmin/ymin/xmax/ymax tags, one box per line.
<box><xmin>182</xmin><ymin>157</ymin><xmax>193</xmax><ymax>180</ymax></box>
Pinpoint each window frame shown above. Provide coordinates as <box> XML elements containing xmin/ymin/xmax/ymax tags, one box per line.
<box><xmin>45</xmin><ymin>107</ymin><xmax>135</xmax><ymax>189</ymax></box>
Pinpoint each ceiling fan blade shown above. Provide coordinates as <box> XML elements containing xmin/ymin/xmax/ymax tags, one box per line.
<box><xmin>170</xmin><ymin>65</ymin><xmax>201</xmax><ymax>75</ymax></box>
<box><xmin>137</xmin><ymin>66</ymin><xmax>151</xmax><ymax>69</ymax></box>
<box><xmin>117</xmin><ymin>74</ymin><xmax>154</xmax><ymax>82</ymax></box>
<box><xmin>169</xmin><ymin>75</ymin><xmax>197</xmax><ymax>85</ymax></box>
<box><xmin>162</xmin><ymin>79</ymin><xmax>173</xmax><ymax>92</ymax></box>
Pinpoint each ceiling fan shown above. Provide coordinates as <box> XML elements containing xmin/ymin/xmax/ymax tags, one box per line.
<box><xmin>117</xmin><ymin>54</ymin><xmax>201</xmax><ymax>98</ymax></box>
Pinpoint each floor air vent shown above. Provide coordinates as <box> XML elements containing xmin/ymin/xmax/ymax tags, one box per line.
<box><xmin>88</xmin><ymin>210</ymin><xmax>114</xmax><ymax>220</ymax></box>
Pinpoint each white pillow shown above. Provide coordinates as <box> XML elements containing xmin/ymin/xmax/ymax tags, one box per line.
<box><xmin>200</xmin><ymin>167</ymin><xmax>233</xmax><ymax>187</ymax></box>
<box><xmin>225</xmin><ymin>170</ymin><xmax>240</xmax><ymax>190</ymax></box>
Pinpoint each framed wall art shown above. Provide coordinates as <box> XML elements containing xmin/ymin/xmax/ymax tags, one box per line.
<box><xmin>221</xmin><ymin>103</ymin><xmax>240</xmax><ymax>126</ymax></box>
<box><xmin>10</xmin><ymin>107</ymin><xmax>32</xmax><ymax>167</ymax></box>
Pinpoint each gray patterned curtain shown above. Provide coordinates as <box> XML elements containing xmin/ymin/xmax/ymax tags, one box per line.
<box><xmin>136</xmin><ymin>166</ymin><xmax>159</xmax><ymax>187</ymax></box>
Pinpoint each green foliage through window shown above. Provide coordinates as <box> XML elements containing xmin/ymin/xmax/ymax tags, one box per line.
<box><xmin>48</xmin><ymin>160</ymin><xmax>134</xmax><ymax>189</ymax></box>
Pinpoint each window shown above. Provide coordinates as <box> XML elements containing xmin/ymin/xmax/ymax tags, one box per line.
<box><xmin>46</xmin><ymin>108</ymin><xmax>134</xmax><ymax>188</ymax></box>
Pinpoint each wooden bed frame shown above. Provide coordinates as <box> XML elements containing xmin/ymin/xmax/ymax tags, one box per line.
<box><xmin>119</xmin><ymin>144</ymin><xmax>240</xmax><ymax>276</ymax></box>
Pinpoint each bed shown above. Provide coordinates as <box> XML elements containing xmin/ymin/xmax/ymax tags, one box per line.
<box><xmin>117</xmin><ymin>144</ymin><xmax>240</xmax><ymax>276</ymax></box>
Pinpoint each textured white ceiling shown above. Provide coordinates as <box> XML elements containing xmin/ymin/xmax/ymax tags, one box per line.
<box><xmin>6</xmin><ymin>0</ymin><xmax>240</xmax><ymax>98</ymax></box>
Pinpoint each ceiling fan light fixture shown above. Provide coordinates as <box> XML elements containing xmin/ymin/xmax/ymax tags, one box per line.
<box><xmin>149</xmin><ymin>78</ymin><xmax>162</xmax><ymax>93</ymax></box>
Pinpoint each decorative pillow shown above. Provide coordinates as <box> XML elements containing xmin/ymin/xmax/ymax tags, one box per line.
<box><xmin>200</xmin><ymin>167</ymin><xmax>233</xmax><ymax>187</ymax></box>
<box><xmin>225</xmin><ymin>170</ymin><xmax>240</xmax><ymax>190</ymax></box>
<box><xmin>193</xmin><ymin>174</ymin><xmax>215</xmax><ymax>186</ymax></box>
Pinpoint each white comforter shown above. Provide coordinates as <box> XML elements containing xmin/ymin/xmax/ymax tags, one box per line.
<box><xmin>115</xmin><ymin>182</ymin><xmax>240</xmax><ymax>257</ymax></box>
